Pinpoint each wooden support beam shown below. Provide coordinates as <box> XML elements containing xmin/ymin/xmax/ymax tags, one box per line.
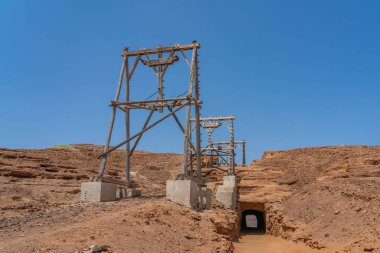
<box><xmin>180</xmin><ymin>49</ymin><xmax>191</xmax><ymax>68</ymax></box>
<box><xmin>168</xmin><ymin>107</ymin><xmax>196</xmax><ymax>152</ymax></box>
<box><xmin>144</xmin><ymin>53</ymin><xmax>159</xmax><ymax>73</ymax></box>
<box><xmin>210</xmin><ymin>140</ymin><xmax>246</xmax><ymax>145</ymax></box>
<box><xmin>98</xmin><ymin>100</ymin><xmax>190</xmax><ymax>158</ymax></box>
<box><xmin>130</xmin><ymin>110</ymin><xmax>155</xmax><ymax>156</ymax></box>
<box><xmin>97</xmin><ymin>56</ymin><xmax>127</xmax><ymax>177</ymax></box>
<box><xmin>121</xmin><ymin>42</ymin><xmax>200</xmax><ymax>57</ymax></box>
<box><xmin>142</xmin><ymin>56</ymin><xmax>179</xmax><ymax>67</ymax></box>
<box><xmin>162</xmin><ymin>50</ymin><xmax>175</xmax><ymax>76</ymax></box>
<box><xmin>112</xmin><ymin>97</ymin><xmax>189</xmax><ymax>105</ymax></box>
<box><xmin>128</xmin><ymin>55</ymin><xmax>141</xmax><ymax>81</ymax></box>
<box><xmin>190</xmin><ymin>116</ymin><xmax>234</xmax><ymax>122</ymax></box>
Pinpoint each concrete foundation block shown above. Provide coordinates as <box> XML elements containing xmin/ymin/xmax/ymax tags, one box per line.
<box><xmin>223</xmin><ymin>175</ymin><xmax>237</xmax><ymax>187</ymax></box>
<box><xmin>115</xmin><ymin>187</ymin><xmax>142</xmax><ymax>199</ymax></box>
<box><xmin>216</xmin><ymin>185</ymin><xmax>236</xmax><ymax>209</ymax></box>
<box><xmin>198</xmin><ymin>186</ymin><xmax>212</xmax><ymax>210</ymax></box>
<box><xmin>127</xmin><ymin>188</ymin><xmax>141</xmax><ymax>198</ymax></box>
<box><xmin>215</xmin><ymin>175</ymin><xmax>237</xmax><ymax>209</ymax></box>
<box><xmin>166</xmin><ymin>180</ymin><xmax>199</xmax><ymax>209</ymax></box>
<box><xmin>116</xmin><ymin>188</ymin><xmax>127</xmax><ymax>199</ymax></box>
<box><xmin>81</xmin><ymin>182</ymin><xmax>117</xmax><ymax>202</ymax></box>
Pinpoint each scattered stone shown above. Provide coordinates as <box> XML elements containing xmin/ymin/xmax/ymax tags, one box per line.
<box><xmin>88</xmin><ymin>244</ymin><xmax>110</xmax><ymax>253</ymax></box>
<box><xmin>364</xmin><ymin>246</ymin><xmax>374</xmax><ymax>252</ymax></box>
<box><xmin>11</xmin><ymin>196</ymin><xmax>22</xmax><ymax>201</ymax></box>
<box><xmin>184</xmin><ymin>235</ymin><xmax>194</xmax><ymax>240</ymax></box>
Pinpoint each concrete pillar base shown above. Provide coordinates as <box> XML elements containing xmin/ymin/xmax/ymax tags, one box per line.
<box><xmin>216</xmin><ymin>186</ymin><xmax>236</xmax><ymax>209</ymax></box>
<box><xmin>127</xmin><ymin>188</ymin><xmax>141</xmax><ymax>198</ymax></box>
<box><xmin>223</xmin><ymin>175</ymin><xmax>237</xmax><ymax>187</ymax></box>
<box><xmin>116</xmin><ymin>188</ymin><xmax>127</xmax><ymax>199</ymax></box>
<box><xmin>198</xmin><ymin>186</ymin><xmax>212</xmax><ymax>210</ymax></box>
<box><xmin>166</xmin><ymin>179</ymin><xmax>211</xmax><ymax>210</ymax></box>
<box><xmin>81</xmin><ymin>182</ymin><xmax>117</xmax><ymax>202</ymax></box>
<box><xmin>116</xmin><ymin>187</ymin><xmax>141</xmax><ymax>199</ymax></box>
<box><xmin>216</xmin><ymin>175</ymin><xmax>237</xmax><ymax>209</ymax></box>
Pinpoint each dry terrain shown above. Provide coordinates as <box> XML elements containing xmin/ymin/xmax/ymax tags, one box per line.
<box><xmin>0</xmin><ymin>145</ymin><xmax>237</xmax><ymax>253</ymax></box>
<box><xmin>238</xmin><ymin>145</ymin><xmax>380</xmax><ymax>253</ymax></box>
<box><xmin>0</xmin><ymin>144</ymin><xmax>379</xmax><ymax>252</ymax></box>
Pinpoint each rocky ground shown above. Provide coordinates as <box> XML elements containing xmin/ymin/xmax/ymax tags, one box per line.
<box><xmin>0</xmin><ymin>198</ymin><xmax>237</xmax><ymax>253</ymax></box>
<box><xmin>1</xmin><ymin>144</ymin><xmax>379</xmax><ymax>252</ymax></box>
<box><xmin>0</xmin><ymin>145</ymin><xmax>237</xmax><ymax>253</ymax></box>
<box><xmin>238</xmin><ymin>145</ymin><xmax>380</xmax><ymax>253</ymax></box>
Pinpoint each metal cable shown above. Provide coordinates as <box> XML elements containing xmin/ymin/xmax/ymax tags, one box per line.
<box><xmin>145</xmin><ymin>91</ymin><xmax>158</xmax><ymax>100</ymax></box>
<box><xmin>177</xmin><ymin>90</ymin><xmax>188</xmax><ymax>98</ymax></box>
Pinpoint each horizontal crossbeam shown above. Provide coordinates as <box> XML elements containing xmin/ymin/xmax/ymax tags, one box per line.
<box><xmin>98</xmin><ymin>100</ymin><xmax>190</xmax><ymax>158</ymax></box>
<box><xmin>210</xmin><ymin>140</ymin><xmax>246</xmax><ymax>145</ymax></box>
<box><xmin>111</xmin><ymin>97</ymin><xmax>191</xmax><ymax>105</ymax></box>
<box><xmin>190</xmin><ymin>116</ymin><xmax>234</xmax><ymax>122</ymax></box>
<box><xmin>122</xmin><ymin>43</ymin><xmax>200</xmax><ymax>57</ymax></box>
<box><xmin>142</xmin><ymin>56</ymin><xmax>179</xmax><ymax>67</ymax></box>
<box><xmin>202</xmin><ymin>147</ymin><xmax>234</xmax><ymax>151</ymax></box>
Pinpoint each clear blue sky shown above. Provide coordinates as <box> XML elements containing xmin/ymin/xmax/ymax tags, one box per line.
<box><xmin>1</xmin><ymin>0</ymin><xmax>379</xmax><ymax>161</ymax></box>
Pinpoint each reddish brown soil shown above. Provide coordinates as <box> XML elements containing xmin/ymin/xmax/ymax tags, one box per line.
<box><xmin>238</xmin><ymin>146</ymin><xmax>380</xmax><ymax>253</ymax></box>
<box><xmin>0</xmin><ymin>145</ymin><xmax>237</xmax><ymax>253</ymax></box>
<box><xmin>1</xmin><ymin>144</ymin><xmax>379</xmax><ymax>253</ymax></box>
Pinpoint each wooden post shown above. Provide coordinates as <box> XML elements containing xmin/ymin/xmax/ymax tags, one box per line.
<box><xmin>242</xmin><ymin>140</ymin><xmax>246</xmax><ymax>167</ymax></box>
<box><xmin>125</xmin><ymin>51</ymin><xmax>131</xmax><ymax>186</ymax></box>
<box><xmin>158</xmin><ymin>45</ymin><xmax>163</xmax><ymax>113</ymax></box>
<box><xmin>98</xmin><ymin>57</ymin><xmax>126</xmax><ymax>177</ymax></box>
<box><xmin>194</xmin><ymin>47</ymin><xmax>202</xmax><ymax>181</ymax></box>
<box><xmin>229</xmin><ymin>118</ymin><xmax>235</xmax><ymax>175</ymax></box>
<box><xmin>130</xmin><ymin>110</ymin><xmax>155</xmax><ymax>156</ymax></box>
<box><xmin>181</xmin><ymin>48</ymin><xmax>196</xmax><ymax>175</ymax></box>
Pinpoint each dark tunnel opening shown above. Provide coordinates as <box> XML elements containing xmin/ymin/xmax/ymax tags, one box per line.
<box><xmin>241</xmin><ymin>209</ymin><xmax>265</xmax><ymax>233</ymax></box>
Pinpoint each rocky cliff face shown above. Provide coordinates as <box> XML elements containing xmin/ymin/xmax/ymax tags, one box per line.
<box><xmin>0</xmin><ymin>144</ymin><xmax>183</xmax><ymax>216</ymax></box>
<box><xmin>237</xmin><ymin>146</ymin><xmax>380</xmax><ymax>253</ymax></box>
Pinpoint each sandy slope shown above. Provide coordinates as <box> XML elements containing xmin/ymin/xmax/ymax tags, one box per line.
<box><xmin>1</xmin><ymin>198</ymin><xmax>237</xmax><ymax>253</ymax></box>
<box><xmin>0</xmin><ymin>145</ymin><xmax>237</xmax><ymax>253</ymax></box>
<box><xmin>238</xmin><ymin>146</ymin><xmax>380</xmax><ymax>253</ymax></box>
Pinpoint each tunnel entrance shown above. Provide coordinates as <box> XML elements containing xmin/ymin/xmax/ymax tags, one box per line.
<box><xmin>241</xmin><ymin>210</ymin><xmax>265</xmax><ymax>232</ymax></box>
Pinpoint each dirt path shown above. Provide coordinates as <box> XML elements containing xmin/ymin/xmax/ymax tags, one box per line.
<box><xmin>234</xmin><ymin>234</ymin><xmax>329</xmax><ymax>253</ymax></box>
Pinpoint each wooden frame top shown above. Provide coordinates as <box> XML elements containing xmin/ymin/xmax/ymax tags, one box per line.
<box><xmin>121</xmin><ymin>42</ymin><xmax>200</xmax><ymax>57</ymax></box>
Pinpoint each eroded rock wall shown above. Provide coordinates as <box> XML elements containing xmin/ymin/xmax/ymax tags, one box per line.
<box><xmin>237</xmin><ymin>146</ymin><xmax>380</xmax><ymax>252</ymax></box>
